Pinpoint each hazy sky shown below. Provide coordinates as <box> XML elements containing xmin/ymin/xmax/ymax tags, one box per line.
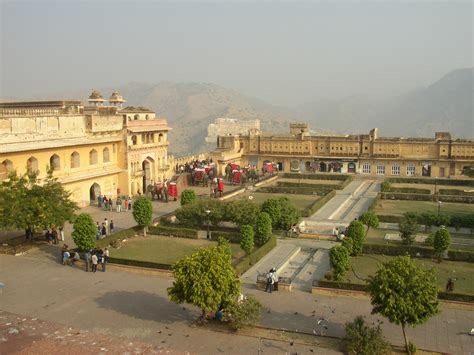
<box><xmin>1</xmin><ymin>0</ymin><xmax>472</xmax><ymax>105</ymax></box>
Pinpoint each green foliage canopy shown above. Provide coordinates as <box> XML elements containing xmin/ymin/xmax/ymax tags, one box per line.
<box><xmin>344</xmin><ymin>316</ymin><xmax>389</xmax><ymax>355</ymax></box>
<box><xmin>399</xmin><ymin>213</ymin><xmax>420</xmax><ymax>245</ymax></box>
<box><xmin>167</xmin><ymin>244</ymin><xmax>240</xmax><ymax>317</ymax></box>
<box><xmin>240</xmin><ymin>224</ymin><xmax>254</xmax><ymax>254</ymax></box>
<box><xmin>132</xmin><ymin>196</ymin><xmax>153</xmax><ymax>236</ymax></box>
<box><xmin>433</xmin><ymin>228</ymin><xmax>451</xmax><ymax>259</ymax></box>
<box><xmin>368</xmin><ymin>256</ymin><xmax>438</xmax><ymax>353</ymax></box>
<box><xmin>346</xmin><ymin>220</ymin><xmax>366</xmax><ymax>255</ymax></box>
<box><xmin>180</xmin><ymin>189</ymin><xmax>197</xmax><ymax>205</ymax></box>
<box><xmin>255</xmin><ymin>212</ymin><xmax>272</xmax><ymax>246</ymax></box>
<box><xmin>0</xmin><ymin>170</ymin><xmax>78</xmax><ymax>231</ymax></box>
<box><xmin>226</xmin><ymin>296</ymin><xmax>263</xmax><ymax>330</ymax></box>
<box><xmin>261</xmin><ymin>197</ymin><xmax>299</xmax><ymax>229</ymax></box>
<box><xmin>329</xmin><ymin>245</ymin><xmax>350</xmax><ymax>281</ymax></box>
<box><xmin>71</xmin><ymin>213</ymin><xmax>96</xmax><ymax>251</ymax></box>
<box><xmin>359</xmin><ymin>212</ymin><xmax>379</xmax><ymax>237</ymax></box>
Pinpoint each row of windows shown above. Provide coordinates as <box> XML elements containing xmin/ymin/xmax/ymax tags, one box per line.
<box><xmin>0</xmin><ymin>148</ymin><xmax>112</xmax><ymax>179</ymax></box>
<box><xmin>361</xmin><ymin>163</ymin><xmax>415</xmax><ymax>176</ymax></box>
<box><xmin>131</xmin><ymin>133</ymin><xmax>165</xmax><ymax>146</ymax></box>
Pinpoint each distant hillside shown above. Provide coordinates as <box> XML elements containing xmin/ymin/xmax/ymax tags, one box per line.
<box><xmin>374</xmin><ymin>68</ymin><xmax>473</xmax><ymax>138</ymax></box>
<box><xmin>296</xmin><ymin>68</ymin><xmax>473</xmax><ymax>138</ymax></box>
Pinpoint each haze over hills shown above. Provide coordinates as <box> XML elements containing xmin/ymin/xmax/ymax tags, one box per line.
<box><xmin>2</xmin><ymin>68</ymin><xmax>472</xmax><ymax>155</ymax></box>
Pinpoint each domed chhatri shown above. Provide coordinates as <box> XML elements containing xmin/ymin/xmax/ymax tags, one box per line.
<box><xmin>109</xmin><ymin>91</ymin><xmax>126</xmax><ymax>107</ymax></box>
<box><xmin>87</xmin><ymin>90</ymin><xmax>106</xmax><ymax>105</ymax></box>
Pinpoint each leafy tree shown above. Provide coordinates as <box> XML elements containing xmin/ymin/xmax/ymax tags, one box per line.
<box><xmin>261</xmin><ymin>198</ymin><xmax>282</xmax><ymax>227</ymax></box>
<box><xmin>329</xmin><ymin>245</ymin><xmax>350</xmax><ymax>281</ymax></box>
<box><xmin>433</xmin><ymin>228</ymin><xmax>451</xmax><ymax>260</ymax></box>
<box><xmin>367</xmin><ymin>256</ymin><xmax>438</xmax><ymax>354</ymax></box>
<box><xmin>217</xmin><ymin>236</ymin><xmax>231</xmax><ymax>256</ymax></box>
<box><xmin>255</xmin><ymin>212</ymin><xmax>272</xmax><ymax>246</ymax></box>
<box><xmin>71</xmin><ymin>213</ymin><xmax>96</xmax><ymax>251</ymax></box>
<box><xmin>0</xmin><ymin>170</ymin><xmax>77</xmax><ymax>231</ymax></box>
<box><xmin>240</xmin><ymin>225</ymin><xmax>254</xmax><ymax>254</ymax></box>
<box><xmin>132</xmin><ymin>196</ymin><xmax>153</xmax><ymax>236</ymax></box>
<box><xmin>226</xmin><ymin>296</ymin><xmax>263</xmax><ymax>330</ymax></box>
<box><xmin>175</xmin><ymin>202</ymin><xmax>202</xmax><ymax>228</ymax></box>
<box><xmin>343</xmin><ymin>316</ymin><xmax>390</xmax><ymax>355</ymax></box>
<box><xmin>180</xmin><ymin>189</ymin><xmax>196</xmax><ymax>205</ymax></box>
<box><xmin>279</xmin><ymin>198</ymin><xmax>300</xmax><ymax>230</ymax></box>
<box><xmin>420</xmin><ymin>211</ymin><xmax>438</xmax><ymax>232</ymax></box>
<box><xmin>346</xmin><ymin>220</ymin><xmax>365</xmax><ymax>255</ymax></box>
<box><xmin>341</xmin><ymin>236</ymin><xmax>354</xmax><ymax>255</ymax></box>
<box><xmin>168</xmin><ymin>244</ymin><xmax>240</xmax><ymax>319</ymax></box>
<box><xmin>399</xmin><ymin>213</ymin><xmax>419</xmax><ymax>245</ymax></box>
<box><xmin>226</xmin><ymin>200</ymin><xmax>259</xmax><ymax>226</ymax></box>
<box><xmin>359</xmin><ymin>212</ymin><xmax>379</xmax><ymax>237</ymax></box>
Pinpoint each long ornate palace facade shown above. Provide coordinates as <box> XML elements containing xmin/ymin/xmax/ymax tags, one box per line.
<box><xmin>0</xmin><ymin>91</ymin><xmax>171</xmax><ymax>206</ymax></box>
<box><xmin>211</xmin><ymin>124</ymin><xmax>474</xmax><ymax>178</ymax></box>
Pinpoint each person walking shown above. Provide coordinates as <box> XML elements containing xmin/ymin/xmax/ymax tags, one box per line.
<box><xmin>91</xmin><ymin>252</ymin><xmax>98</xmax><ymax>273</ymax></box>
<box><xmin>102</xmin><ymin>247</ymin><xmax>109</xmax><ymax>272</ymax></box>
<box><xmin>104</xmin><ymin>218</ymin><xmax>109</xmax><ymax>235</ymax></box>
<box><xmin>265</xmin><ymin>268</ymin><xmax>278</xmax><ymax>293</ymax></box>
<box><xmin>101</xmin><ymin>224</ymin><xmax>107</xmax><ymax>239</ymax></box>
<box><xmin>85</xmin><ymin>250</ymin><xmax>91</xmax><ymax>272</ymax></box>
<box><xmin>59</xmin><ymin>227</ymin><xmax>65</xmax><ymax>242</ymax></box>
<box><xmin>124</xmin><ymin>199</ymin><xmax>128</xmax><ymax>212</ymax></box>
<box><xmin>110</xmin><ymin>220</ymin><xmax>114</xmax><ymax>234</ymax></box>
<box><xmin>128</xmin><ymin>197</ymin><xmax>132</xmax><ymax>211</ymax></box>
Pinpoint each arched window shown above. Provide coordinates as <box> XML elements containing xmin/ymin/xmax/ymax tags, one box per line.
<box><xmin>158</xmin><ymin>133</ymin><xmax>163</xmax><ymax>143</ymax></box>
<box><xmin>89</xmin><ymin>149</ymin><xmax>98</xmax><ymax>165</ymax></box>
<box><xmin>0</xmin><ymin>159</ymin><xmax>13</xmax><ymax>180</ymax></box>
<box><xmin>145</xmin><ymin>114</ymin><xmax>149</xmax><ymax>120</ymax></box>
<box><xmin>132</xmin><ymin>135</ymin><xmax>137</xmax><ymax>145</ymax></box>
<box><xmin>27</xmin><ymin>156</ymin><xmax>39</xmax><ymax>172</ymax></box>
<box><xmin>134</xmin><ymin>114</ymin><xmax>139</xmax><ymax>120</ymax></box>
<box><xmin>70</xmin><ymin>151</ymin><xmax>80</xmax><ymax>168</ymax></box>
<box><xmin>50</xmin><ymin>154</ymin><xmax>60</xmax><ymax>171</ymax></box>
<box><xmin>103</xmin><ymin>147</ymin><xmax>110</xmax><ymax>163</ymax></box>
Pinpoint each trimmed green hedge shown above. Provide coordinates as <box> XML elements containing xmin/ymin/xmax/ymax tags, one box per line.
<box><xmin>301</xmin><ymin>190</ymin><xmax>337</xmax><ymax>217</ymax></box>
<box><xmin>234</xmin><ymin>236</ymin><xmax>277</xmax><ymax>275</ymax></box>
<box><xmin>387</xmin><ymin>187</ymin><xmax>431</xmax><ymax>194</ymax></box>
<box><xmin>277</xmin><ymin>181</ymin><xmax>343</xmax><ymax>190</ymax></box>
<box><xmin>257</xmin><ymin>186</ymin><xmax>332</xmax><ymax>195</ymax></box>
<box><xmin>283</xmin><ymin>173</ymin><xmax>350</xmax><ymax>181</ymax></box>
<box><xmin>96</xmin><ymin>226</ymin><xmax>142</xmax><ymax>248</ymax></box>
<box><xmin>108</xmin><ymin>257</ymin><xmax>172</xmax><ymax>270</ymax></box>
<box><xmin>439</xmin><ymin>189</ymin><xmax>474</xmax><ymax>196</ymax></box>
<box><xmin>315</xmin><ymin>279</ymin><xmax>474</xmax><ymax>303</ymax></box>
<box><xmin>148</xmin><ymin>226</ymin><xmax>199</xmax><ymax>239</ymax></box>
<box><xmin>379</xmin><ymin>192</ymin><xmax>474</xmax><ymax>204</ymax></box>
<box><xmin>362</xmin><ymin>242</ymin><xmax>474</xmax><ymax>262</ymax></box>
<box><xmin>387</xmin><ymin>177</ymin><xmax>474</xmax><ymax>187</ymax></box>
<box><xmin>377</xmin><ymin>212</ymin><xmax>474</xmax><ymax>228</ymax></box>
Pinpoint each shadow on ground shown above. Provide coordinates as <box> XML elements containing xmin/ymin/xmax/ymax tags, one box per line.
<box><xmin>95</xmin><ymin>290</ymin><xmax>199</xmax><ymax>324</ymax></box>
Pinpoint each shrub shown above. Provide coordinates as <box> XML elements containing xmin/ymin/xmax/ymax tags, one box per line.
<box><xmin>381</xmin><ymin>181</ymin><xmax>391</xmax><ymax>192</ymax></box>
<box><xmin>261</xmin><ymin>197</ymin><xmax>299</xmax><ymax>229</ymax></box>
<box><xmin>261</xmin><ymin>198</ymin><xmax>282</xmax><ymax>226</ymax></box>
<box><xmin>341</xmin><ymin>237</ymin><xmax>354</xmax><ymax>255</ymax></box>
<box><xmin>424</xmin><ymin>232</ymin><xmax>435</xmax><ymax>246</ymax></box>
<box><xmin>226</xmin><ymin>296</ymin><xmax>263</xmax><ymax>330</ymax></box>
<box><xmin>433</xmin><ymin>228</ymin><xmax>451</xmax><ymax>260</ymax></box>
<box><xmin>240</xmin><ymin>225</ymin><xmax>254</xmax><ymax>255</ymax></box>
<box><xmin>343</xmin><ymin>316</ymin><xmax>390</xmax><ymax>355</ymax></box>
<box><xmin>226</xmin><ymin>200</ymin><xmax>260</xmax><ymax>226</ymax></box>
<box><xmin>180</xmin><ymin>189</ymin><xmax>197</xmax><ymax>205</ymax></box>
<box><xmin>329</xmin><ymin>245</ymin><xmax>350</xmax><ymax>281</ymax></box>
<box><xmin>359</xmin><ymin>212</ymin><xmax>379</xmax><ymax>237</ymax></box>
<box><xmin>217</xmin><ymin>236</ymin><xmax>232</xmax><ymax>256</ymax></box>
<box><xmin>347</xmin><ymin>220</ymin><xmax>365</xmax><ymax>255</ymax></box>
<box><xmin>71</xmin><ymin>213</ymin><xmax>96</xmax><ymax>252</ymax></box>
<box><xmin>255</xmin><ymin>212</ymin><xmax>272</xmax><ymax>246</ymax></box>
<box><xmin>399</xmin><ymin>213</ymin><xmax>419</xmax><ymax>245</ymax></box>
<box><xmin>148</xmin><ymin>226</ymin><xmax>199</xmax><ymax>239</ymax></box>
<box><xmin>132</xmin><ymin>196</ymin><xmax>153</xmax><ymax>236</ymax></box>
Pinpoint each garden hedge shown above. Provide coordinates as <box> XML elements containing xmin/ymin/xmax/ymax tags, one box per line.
<box><xmin>362</xmin><ymin>242</ymin><xmax>474</xmax><ymax>262</ymax></box>
<box><xmin>257</xmin><ymin>186</ymin><xmax>332</xmax><ymax>195</ymax></box>
<box><xmin>301</xmin><ymin>190</ymin><xmax>336</xmax><ymax>217</ymax></box>
<box><xmin>387</xmin><ymin>177</ymin><xmax>474</xmax><ymax>187</ymax></box>
<box><xmin>377</xmin><ymin>211</ymin><xmax>474</xmax><ymax>229</ymax></box>
<box><xmin>234</xmin><ymin>236</ymin><xmax>277</xmax><ymax>275</ymax></box>
<box><xmin>277</xmin><ymin>181</ymin><xmax>343</xmax><ymax>190</ymax></box>
<box><xmin>148</xmin><ymin>225</ymin><xmax>199</xmax><ymax>239</ymax></box>
<box><xmin>439</xmin><ymin>189</ymin><xmax>474</xmax><ymax>196</ymax></box>
<box><xmin>96</xmin><ymin>226</ymin><xmax>142</xmax><ymax>248</ymax></box>
<box><xmin>314</xmin><ymin>280</ymin><xmax>474</xmax><ymax>303</ymax></box>
<box><xmin>210</xmin><ymin>230</ymin><xmax>242</xmax><ymax>243</ymax></box>
<box><xmin>282</xmin><ymin>173</ymin><xmax>351</xmax><ymax>181</ymax></box>
<box><xmin>379</xmin><ymin>192</ymin><xmax>474</xmax><ymax>204</ymax></box>
<box><xmin>108</xmin><ymin>257</ymin><xmax>172</xmax><ymax>270</ymax></box>
<box><xmin>386</xmin><ymin>187</ymin><xmax>431</xmax><ymax>194</ymax></box>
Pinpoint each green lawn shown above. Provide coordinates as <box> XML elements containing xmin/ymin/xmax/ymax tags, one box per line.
<box><xmin>373</xmin><ymin>200</ymin><xmax>474</xmax><ymax>217</ymax></box>
<box><xmin>345</xmin><ymin>255</ymin><xmax>474</xmax><ymax>295</ymax></box>
<box><xmin>234</xmin><ymin>191</ymin><xmax>320</xmax><ymax>212</ymax></box>
<box><xmin>110</xmin><ymin>235</ymin><xmax>246</xmax><ymax>265</ymax></box>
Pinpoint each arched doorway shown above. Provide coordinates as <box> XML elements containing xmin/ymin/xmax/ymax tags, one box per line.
<box><xmin>305</xmin><ymin>161</ymin><xmax>311</xmax><ymax>172</ymax></box>
<box><xmin>90</xmin><ymin>183</ymin><xmax>101</xmax><ymax>205</ymax></box>
<box><xmin>348</xmin><ymin>162</ymin><xmax>356</xmax><ymax>173</ymax></box>
<box><xmin>319</xmin><ymin>162</ymin><xmax>327</xmax><ymax>172</ymax></box>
